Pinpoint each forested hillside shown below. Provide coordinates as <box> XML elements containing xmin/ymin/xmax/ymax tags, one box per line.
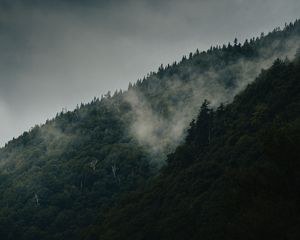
<box><xmin>0</xmin><ymin>20</ymin><xmax>299</xmax><ymax>239</ymax></box>
<box><xmin>99</xmin><ymin>53</ymin><xmax>300</xmax><ymax>240</ymax></box>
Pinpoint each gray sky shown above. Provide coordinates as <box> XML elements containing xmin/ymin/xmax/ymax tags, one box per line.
<box><xmin>0</xmin><ymin>0</ymin><xmax>299</xmax><ymax>146</ymax></box>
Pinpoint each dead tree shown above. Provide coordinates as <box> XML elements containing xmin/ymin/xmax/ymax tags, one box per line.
<box><xmin>89</xmin><ymin>159</ymin><xmax>98</xmax><ymax>172</ymax></box>
<box><xmin>111</xmin><ymin>164</ymin><xmax>120</xmax><ymax>185</ymax></box>
<box><xmin>34</xmin><ymin>193</ymin><xmax>39</xmax><ymax>206</ymax></box>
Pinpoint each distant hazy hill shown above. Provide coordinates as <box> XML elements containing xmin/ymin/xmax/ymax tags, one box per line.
<box><xmin>0</xmin><ymin>20</ymin><xmax>299</xmax><ymax>240</ymax></box>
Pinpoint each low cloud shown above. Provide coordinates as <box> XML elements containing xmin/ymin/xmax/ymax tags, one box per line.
<box><xmin>125</xmin><ymin>34</ymin><xmax>300</xmax><ymax>162</ymax></box>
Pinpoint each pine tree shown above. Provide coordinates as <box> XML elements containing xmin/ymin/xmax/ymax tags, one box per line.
<box><xmin>194</xmin><ymin>100</ymin><xmax>212</xmax><ymax>147</ymax></box>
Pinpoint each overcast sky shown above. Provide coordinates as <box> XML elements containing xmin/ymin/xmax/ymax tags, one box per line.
<box><xmin>0</xmin><ymin>0</ymin><xmax>299</xmax><ymax>146</ymax></box>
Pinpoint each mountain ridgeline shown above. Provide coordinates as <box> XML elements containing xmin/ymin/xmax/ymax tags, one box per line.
<box><xmin>0</xmin><ymin>20</ymin><xmax>299</xmax><ymax>239</ymax></box>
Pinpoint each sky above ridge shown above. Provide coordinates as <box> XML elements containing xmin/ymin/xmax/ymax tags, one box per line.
<box><xmin>0</xmin><ymin>0</ymin><xmax>299</xmax><ymax>146</ymax></box>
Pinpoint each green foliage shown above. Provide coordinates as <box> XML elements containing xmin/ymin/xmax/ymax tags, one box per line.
<box><xmin>0</xmin><ymin>20</ymin><xmax>300</xmax><ymax>239</ymax></box>
<box><xmin>0</xmin><ymin>97</ymin><xmax>154</xmax><ymax>239</ymax></box>
<box><xmin>99</xmin><ymin>57</ymin><xmax>300</xmax><ymax>240</ymax></box>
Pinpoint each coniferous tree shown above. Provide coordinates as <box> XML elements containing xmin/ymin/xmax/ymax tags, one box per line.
<box><xmin>194</xmin><ymin>100</ymin><xmax>212</xmax><ymax>147</ymax></box>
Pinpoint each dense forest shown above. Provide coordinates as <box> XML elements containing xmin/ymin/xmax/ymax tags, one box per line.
<box><xmin>99</xmin><ymin>55</ymin><xmax>300</xmax><ymax>240</ymax></box>
<box><xmin>0</xmin><ymin>20</ymin><xmax>299</xmax><ymax>239</ymax></box>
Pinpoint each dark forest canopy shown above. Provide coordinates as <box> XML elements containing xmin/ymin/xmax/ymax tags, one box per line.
<box><xmin>0</xmin><ymin>20</ymin><xmax>299</xmax><ymax>240</ymax></box>
<box><xmin>99</xmin><ymin>52</ymin><xmax>300</xmax><ymax>240</ymax></box>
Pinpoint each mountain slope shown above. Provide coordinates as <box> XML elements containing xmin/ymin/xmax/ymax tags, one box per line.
<box><xmin>0</xmin><ymin>20</ymin><xmax>299</xmax><ymax>239</ymax></box>
<box><xmin>99</xmin><ymin>56</ymin><xmax>300</xmax><ymax>240</ymax></box>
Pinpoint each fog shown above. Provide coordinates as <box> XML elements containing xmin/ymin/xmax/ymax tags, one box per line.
<box><xmin>125</xmin><ymin>34</ymin><xmax>300</xmax><ymax>160</ymax></box>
